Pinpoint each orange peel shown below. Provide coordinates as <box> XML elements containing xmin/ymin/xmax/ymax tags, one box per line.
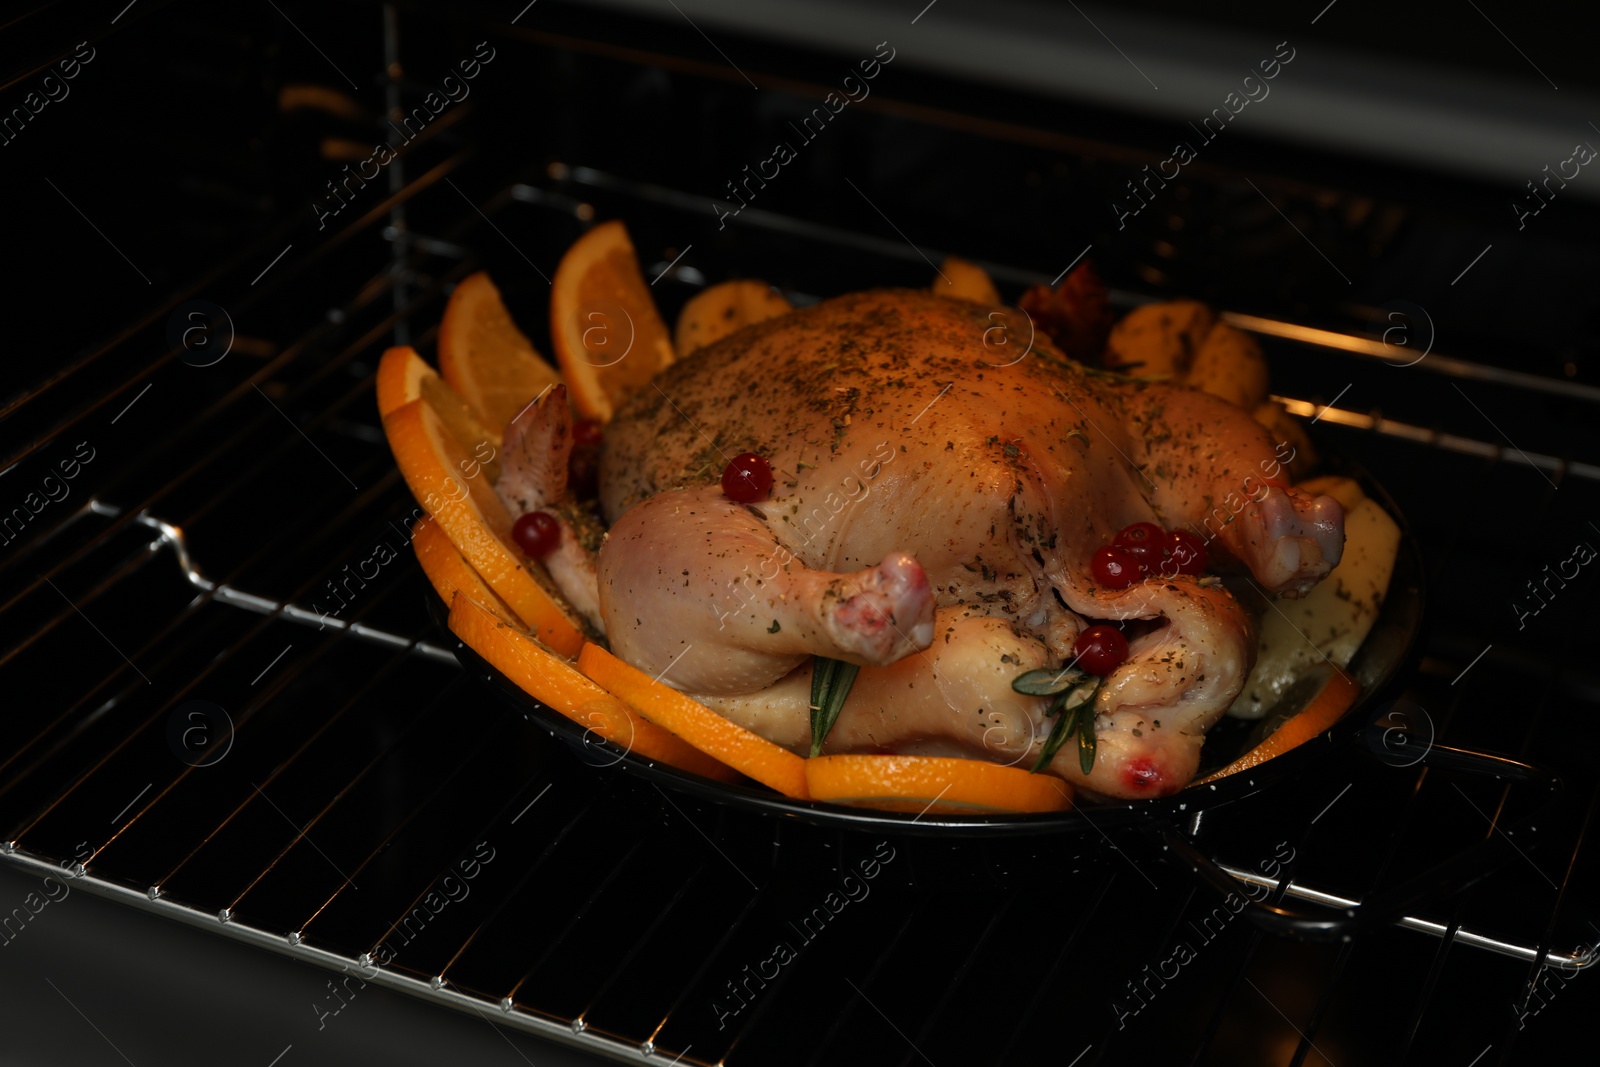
<box><xmin>449</xmin><ymin>595</ymin><xmax>736</xmax><ymax>780</ymax></box>
<box><xmin>1199</xmin><ymin>666</ymin><xmax>1362</xmax><ymax>783</ymax></box>
<box><xmin>438</xmin><ymin>271</ymin><xmax>562</xmax><ymax>436</ymax></box>
<box><xmin>805</xmin><ymin>754</ymin><xmax>1074</xmax><ymax>814</ymax></box>
<box><xmin>383</xmin><ymin>396</ymin><xmax>582</xmax><ymax>656</ymax></box>
<box><xmin>578</xmin><ymin>643</ymin><xmax>808</xmax><ymax>798</ymax></box>
<box><xmin>549</xmin><ymin>220</ymin><xmax>676</xmax><ymax>422</ymax></box>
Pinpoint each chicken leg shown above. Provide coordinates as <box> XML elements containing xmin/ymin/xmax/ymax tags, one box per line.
<box><xmin>599</xmin><ymin>485</ymin><xmax>935</xmax><ymax>696</ymax></box>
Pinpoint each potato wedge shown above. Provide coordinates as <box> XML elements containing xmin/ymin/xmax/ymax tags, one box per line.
<box><xmin>674</xmin><ymin>280</ymin><xmax>792</xmax><ymax>355</ymax></box>
<box><xmin>1108</xmin><ymin>302</ymin><xmax>1282</xmax><ymax>420</ymax></box>
<box><xmin>933</xmin><ymin>255</ymin><xmax>1001</xmax><ymax>305</ymax></box>
<box><xmin>1104</xmin><ymin>299</ymin><xmax>1214</xmax><ymax>379</ymax></box>
<box><xmin>1253</xmin><ymin>400</ymin><xmax>1318</xmax><ymax>482</ymax></box>
<box><xmin>1189</xmin><ymin>321</ymin><xmax>1270</xmax><ymax>410</ymax></box>
<box><xmin>1295</xmin><ymin>474</ymin><xmax>1364</xmax><ymax>513</ymax></box>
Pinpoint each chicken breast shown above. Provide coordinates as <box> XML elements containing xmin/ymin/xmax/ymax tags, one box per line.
<box><xmin>575</xmin><ymin>290</ymin><xmax>1343</xmax><ymax>798</ymax></box>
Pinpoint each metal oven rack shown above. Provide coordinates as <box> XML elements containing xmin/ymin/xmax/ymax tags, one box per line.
<box><xmin>3</xmin><ymin>5</ymin><xmax>1598</xmax><ymax>1065</ymax></box>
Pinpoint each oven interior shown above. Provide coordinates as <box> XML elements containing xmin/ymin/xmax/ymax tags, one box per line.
<box><xmin>2</xmin><ymin>2</ymin><xmax>1598</xmax><ymax>1064</ymax></box>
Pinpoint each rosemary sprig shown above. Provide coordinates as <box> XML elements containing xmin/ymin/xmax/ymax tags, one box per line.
<box><xmin>1014</xmin><ymin>665</ymin><xmax>1100</xmax><ymax>774</ymax></box>
<box><xmin>1075</xmin><ymin>693</ymin><xmax>1098</xmax><ymax>775</ymax></box>
<box><xmin>809</xmin><ymin>656</ymin><xmax>860</xmax><ymax>757</ymax></box>
<box><xmin>1011</xmin><ymin>665</ymin><xmax>1088</xmax><ymax>697</ymax></box>
<box><xmin>1032</xmin><ymin>694</ymin><xmax>1075</xmax><ymax>772</ymax></box>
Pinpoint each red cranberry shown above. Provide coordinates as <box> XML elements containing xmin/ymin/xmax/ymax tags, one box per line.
<box><xmin>1166</xmin><ymin>529</ymin><xmax>1209</xmax><ymax>575</ymax></box>
<box><xmin>721</xmin><ymin>452</ymin><xmax>773</xmax><ymax>502</ymax></box>
<box><xmin>1074</xmin><ymin>625</ymin><xmax>1129</xmax><ymax>675</ymax></box>
<box><xmin>1114</xmin><ymin>521</ymin><xmax>1165</xmax><ymax>574</ymax></box>
<box><xmin>511</xmin><ymin>511</ymin><xmax>560</xmax><ymax>557</ymax></box>
<box><xmin>1091</xmin><ymin>546</ymin><xmax>1139</xmax><ymax>589</ymax></box>
<box><xmin>571</xmin><ymin>418</ymin><xmax>603</xmax><ymax>446</ymax></box>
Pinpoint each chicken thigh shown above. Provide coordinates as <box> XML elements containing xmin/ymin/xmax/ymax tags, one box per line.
<box><xmin>579</xmin><ymin>290</ymin><xmax>1341</xmax><ymax>798</ymax></box>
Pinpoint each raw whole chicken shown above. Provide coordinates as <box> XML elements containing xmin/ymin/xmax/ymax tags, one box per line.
<box><xmin>502</xmin><ymin>289</ymin><xmax>1343</xmax><ymax>799</ymax></box>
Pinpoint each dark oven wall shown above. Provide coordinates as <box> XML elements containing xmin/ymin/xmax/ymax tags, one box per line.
<box><xmin>2</xmin><ymin>2</ymin><xmax>1598</xmax><ymax>1067</ymax></box>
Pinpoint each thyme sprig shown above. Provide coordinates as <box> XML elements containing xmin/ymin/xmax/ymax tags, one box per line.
<box><xmin>1012</xmin><ymin>665</ymin><xmax>1101</xmax><ymax>774</ymax></box>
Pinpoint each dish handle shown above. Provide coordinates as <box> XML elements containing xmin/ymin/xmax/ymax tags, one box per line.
<box><xmin>1155</xmin><ymin>742</ymin><xmax>1563</xmax><ymax>941</ymax></box>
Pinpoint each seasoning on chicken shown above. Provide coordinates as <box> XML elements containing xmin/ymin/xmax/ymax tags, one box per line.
<box><xmin>505</xmin><ymin>289</ymin><xmax>1343</xmax><ymax>799</ymax></box>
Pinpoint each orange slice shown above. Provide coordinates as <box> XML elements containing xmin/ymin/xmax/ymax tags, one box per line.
<box><xmin>411</xmin><ymin>514</ymin><xmax>525</xmax><ymax>628</ymax></box>
<box><xmin>377</xmin><ymin>345</ymin><xmax>501</xmax><ymax>480</ymax></box>
<box><xmin>805</xmin><ymin>754</ymin><xmax>1074</xmax><ymax>814</ymax></box>
<box><xmin>376</xmin><ymin>344</ymin><xmax>433</xmax><ymax>417</ymax></box>
<box><xmin>1199</xmin><ymin>666</ymin><xmax>1362</xmax><ymax>783</ymax></box>
<box><xmin>438</xmin><ymin>271</ymin><xmax>563</xmax><ymax>436</ymax></box>
<box><xmin>449</xmin><ymin>595</ymin><xmax>736</xmax><ymax>780</ymax></box>
<box><xmin>577</xmin><ymin>643</ymin><xmax>809</xmax><ymax>798</ymax></box>
<box><xmin>549</xmin><ymin>221</ymin><xmax>676</xmax><ymax>422</ymax></box>
<box><xmin>383</xmin><ymin>395</ymin><xmax>583</xmax><ymax>657</ymax></box>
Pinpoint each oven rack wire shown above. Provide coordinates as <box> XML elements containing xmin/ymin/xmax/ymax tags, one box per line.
<box><xmin>3</xmin><ymin>15</ymin><xmax>1598</xmax><ymax>1063</ymax></box>
<box><xmin>3</xmin><ymin>159</ymin><xmax>1594</xmax><ymax>1066</ymax></box>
